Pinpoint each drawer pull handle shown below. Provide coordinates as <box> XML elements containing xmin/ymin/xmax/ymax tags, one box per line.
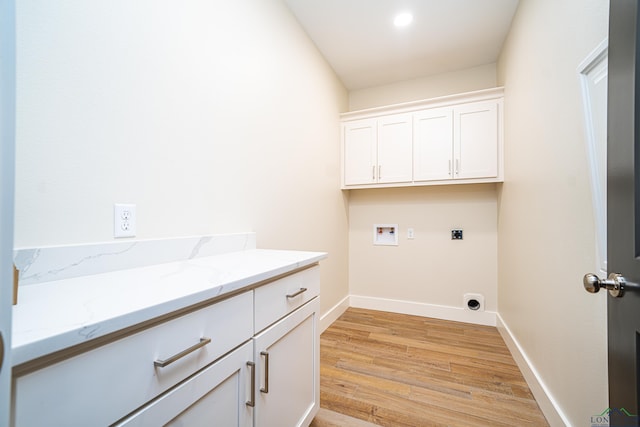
<box><xmin>286</xmin><ymin>288</ymin><xmax>308</xmax><ymax>299</ymax></box>
<box><xmin>153</xmin><ymin>337</ymin><xmax>211</xmax><ymax>368</ymax></box>
<box><xmin>260</xmin><ymin>351</ymin><xmax>270</xmax><ymax>394</ymax></box>
<box><xmin>0</xmin><ymin>331</ymin><xmax>4</xmax><ymax>374</ymax></box>
<box><xmin>246</xmin><ymin>361</ymin><xmax>256</xmax><ymax>407</ymax></box>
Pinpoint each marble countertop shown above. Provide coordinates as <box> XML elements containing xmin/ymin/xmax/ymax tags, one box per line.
<box><xmin>12</xmin><ymin>248</ymin><xmax>327</xmax><ymax>367</ymax></box>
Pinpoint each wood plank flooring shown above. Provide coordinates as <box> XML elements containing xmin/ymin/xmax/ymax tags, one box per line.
<box><xmin>311</xmin><ymin>308</ymin><xmax>548</xmax><ymax>427</ymax></box>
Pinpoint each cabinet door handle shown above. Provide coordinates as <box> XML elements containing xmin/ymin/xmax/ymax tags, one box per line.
<box><xmin>455</xmin><ymin>159</ymin><xmax>460</xmax><ymax>175</ymax></box>
<box><xmin>246</xmin><ymin>361</ymin><xmax>256</xmax><ymax>407</ymax></box>
<box><xmin>372</xmin><ymin>165</ymin><xmax>375</xmax><ymax>180</ymax></box>
<box><xmin>286</xmin><ymin>287</ymin><xmax>307</xmax><ymax>299</ymax></box>
<box><xmin>153</xmin><ymin>337</ymin><xmax>211</xmax><ymax>368</ymax></box>
<box><xmin>448</xmin><ymin>160</ymin><xmax>452</xmax><ymax>176</ymax></box>
<box><xmin>0</xmin><ymin>331</ymin><xmax>4</xmax><ymax>374</ymax></box>
<box><xmin>378</xmin><ymin>165</ymin><xmax>381</xmax><ymax>180</ymax></box>
<box><xmin>260</xmin><ymin>351</ymin><xmax>270</xmax><ymax>394</ymax></box>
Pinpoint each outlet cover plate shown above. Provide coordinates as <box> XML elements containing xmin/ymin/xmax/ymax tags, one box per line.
<box><xmin>114</xmin><ymin>204</ymin><xmax>136</xmax><ymax>238</ymax></box>
<box><xmin>451</xmin><ymin>229</ymin><xmax>463</xmax><ymax>240</ymax></box>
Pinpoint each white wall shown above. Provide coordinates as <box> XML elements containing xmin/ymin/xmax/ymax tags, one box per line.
<box><xmin>497</xmin><ymin>0</ymin><xmax>609</xmax><ymax>425</ymax></box>
<box><xmin>14</xmin><ymin>0</ymin><xmax>349</xmax><ymax>315</ymax></box>
<box><xmin>349</xmin><ymin>185</ymin><xmax>497</xmax><ymax>315</ymax></box>
<box><xmin>346</xmin><ymin>64</ymin><xmax>499</xmax><ymax>321</ymax></box>
<box><xmin>349</xmin><ymin>63</ymin><xmax>496</xmax><ymax>110</ymax></box>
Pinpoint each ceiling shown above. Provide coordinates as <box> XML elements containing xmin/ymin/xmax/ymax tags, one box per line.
<box><xmin>284</xmin><ymin>0</ymin><xmax>520</xmax><ymax>91</ymax></box>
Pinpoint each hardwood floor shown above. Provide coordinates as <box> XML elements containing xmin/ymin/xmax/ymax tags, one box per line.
<box><xmin>311</xmin><ymin>308</ymin><xmax>548</xmax><ymax>427</ymax></box>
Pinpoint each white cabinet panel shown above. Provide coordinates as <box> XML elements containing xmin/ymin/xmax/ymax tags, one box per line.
<box><xmin>254</xmin><ymin>266</ymin><xmax>319</xmax><ymax>333</ymax></box>
<box><xmin>413</xmin><ymin>108</ymin><xmax>453</xmax><ymax>182</ymax></box>
<box><xmin>343</xmin><ymin>119</ymin><xmax>376</xmax><ymax>185</ymax></box>
<box><xmin>377</xmin><ymin>114</ymin><xmax>412</xmax><ymax>184</ymax></box>
<box><xmin>13</xmin><ymin>291</ymin><xmax>253</xmax><ymax>427</ymax></box>
<box><xmin>116</xmin><ymin>341</ymin><xmax>253</xmax><ymax>427</ymax></box>
<box><xmin>254</xmin><ymin>298</ymin><xmax>319</xmax><ymax>427</ymax></box>
<box><xmin>454</xmin><ymin>101</ymin><xmax>499</xmax><ymax>179</ymax></box>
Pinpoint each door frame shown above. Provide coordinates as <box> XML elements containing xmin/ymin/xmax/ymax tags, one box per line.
<box><xmin>578</xmin><ymin>38</ymin><xmax>609</xmax><ymax>278</ymax></box>
<box><xmin>0</xmin><ymin>0</ymin><xmax>16</xmax><ymax>426</ymax></box>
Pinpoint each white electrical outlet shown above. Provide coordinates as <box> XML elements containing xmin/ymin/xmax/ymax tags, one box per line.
<box><xmin>114</xmin><ymin>204</ymin><xmax>136</xmax><ymax>238</ymax></box>
<box><xmin>407</xmin><ymin>228</ymin><xmax>415</xmax><ymax>239</ymax></box>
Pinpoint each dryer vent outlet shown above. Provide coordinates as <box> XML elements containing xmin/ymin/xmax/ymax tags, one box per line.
<box><xmin>464</xmin><ymin>293</ymin><xmax>485</xmax><ymax>312</ymax></box>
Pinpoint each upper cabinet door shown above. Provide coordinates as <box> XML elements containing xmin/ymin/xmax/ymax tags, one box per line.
<box><xmin>453</xmin><ymin>101</ymin><xmax>499</xmax><ymax>180</ymax></box>
<box><xmin>343</xmin><ymin>119</ymin><xmax>377</xmax><ymax>186</ymax></box>
<box><xmin>413</xmin><ymin>108</ymin><xmax>453</xmax><ymax>182</ymax></box>
<box><xmin>376</xmin><ymin>114</ymin><xmax>413</xmax><ymax>184</ymax></box>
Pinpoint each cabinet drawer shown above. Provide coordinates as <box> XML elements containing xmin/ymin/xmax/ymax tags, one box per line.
<box><xmin>13</xmin><ymin>291</ymin><xmax>253</xmax><ymax>427</ymax></box>
<box><xmin>114</xmin><ymin>341</ymin><xmax>253</xmax><ymax>427</ymax></box>
<box><xmin>254</xmin><ymin>266</ymin><xmax>319</xmax><ymax>333</ymax></box>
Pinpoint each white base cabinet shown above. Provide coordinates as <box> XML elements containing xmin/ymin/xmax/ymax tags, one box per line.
<box><xmin>254</xmin><ymin>298</ymin><xmax>319</xmax><ymax>427</ymax></box>
<box><xmin>116</xmin><ymin>341</ymin><xmax>253</xmax><ymax>427</ymax></box>
<box><xmin>12</xmin><ymin>291</ymin><xmax>254</xmax><ymax>427</ymax></box>
<box><xmin>12</xmin><ymin>265</ymin><xmax>321</xmax><ymax>427</ymax></box>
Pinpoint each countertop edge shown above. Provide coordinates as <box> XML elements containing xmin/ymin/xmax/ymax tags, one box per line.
<box><xmin>12</xmin><ymin>249</ymin><xmax>327</xmax><ymax>369</ymax></box>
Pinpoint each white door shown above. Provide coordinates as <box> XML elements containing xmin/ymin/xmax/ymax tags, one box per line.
<box><xmin>253</xmin><ymin>299</ymin><xmax>319</xmax><ymax>427</ymax></box>
<box><xmin>454</xmin><ymin>101</ymin><xmax>499</xmax><ymax>179</ymax></box>
<box><xmin>413</xmin><ymin>107</ymin><xmax>454</xmax><ymax>182</ymax></box>
<box><xmin>0</xmin><ymin>1</ymin><xmax>15</xmax><ymax>426</ymax></box>
<box><xmin>343</xmin><ymin>119</ymin><xmax>376</xmax><ymax>185</ymax></box>
<box><xmin>376</xmin><ymin>114</ymin><xmax>412</xmax><ymax>184</ymax></box>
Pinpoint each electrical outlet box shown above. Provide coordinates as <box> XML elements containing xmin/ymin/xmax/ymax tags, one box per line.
<box><xmin>451</xmin><ymin>229</ymin><xmax>463</xmax><ymax>240</ymax></box>
<box><xmin>114</xmin><ymin>204</ymin><xmax>136</xmax><ymax>238</ymax></box>
<box><xmin>373</xmin><ymin>224</ymin><xmax>398</xmax><ymax>246</ymax></box>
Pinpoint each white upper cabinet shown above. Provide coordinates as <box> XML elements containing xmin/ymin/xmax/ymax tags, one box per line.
<box><xmin>342</xmin><ymin>114</ymin><xmax>412</xmax><ymax>186</ymax></box>
<box><xmin>413</xmin><ymin>107</ymin><xmax>454</xmax><ymax>182</ymax></box>
<box><xmin>343</xmin><ymin>119</ymin><xmax>376</xmax><ymax>185</ymax></box>
<box><xmin>341</xmin><ymin>88</ymin><xmax>504</xmax><ymax>189</ymax></box>
<box><xmin>376</xmin><ymin>114</ymin><xmax>413</xmax><ymax>184</ymax></box>
<box><xmin>454</xmin><ymin>101</ymin><xmax>498</xmax><ymax>180</ymax></box>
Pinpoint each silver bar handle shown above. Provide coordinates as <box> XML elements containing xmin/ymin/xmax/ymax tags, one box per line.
<box><xmin>448</xmin><ymin>160</ymin><xmax>452</xmax><ymax>176</ymax></box>
<box><xmin>260</xmin><ymin>351</ymin><xmax>270</xmax><ymax>393</ymax></box>
<box><xmin>153</xmin><ymin>337</ymin><xmax>211</xmax><ymax>368</ymax></box>
<box><xmin>455</xmin><ymin>159</ymin><xmax>460</xmax><ymax>175</ymax></box>
<box><xmin>378</xmin><ymin>165</ymin><xmax>381</xmax><ymax>180</ymax></box>
<box><xmin>372</xmin><ymin>165</ymin><xmax>375</xmax><ymax>180</ymax></box>
<box><xmin>246</xmin><ymin>361</ymin><xmax>256</xmax><ymax>407</ymax></box>
<box><xmin>286</xmin><ymin>287</ymin><xmax>308</xmax><ymax>299</ymax></box>
<box><xmin>0</xmin><ymin>331</ymin><xmax>4</xmax><ymax>373</ymax></box>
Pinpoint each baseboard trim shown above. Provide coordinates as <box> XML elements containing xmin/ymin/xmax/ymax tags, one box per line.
<box><xmin>496</xmin><ymin>313</ymin><xmax>569</xmax><ymax>427</ymax></box>
<box><xmin>319</xmin><ymin>295</ymin><xmax>350</xmax><ymax>333</ymax></box>
<box><xmin>349</xmin><ymin>295</ymin><xmax>497</xmax><ymax>326</ymax></box>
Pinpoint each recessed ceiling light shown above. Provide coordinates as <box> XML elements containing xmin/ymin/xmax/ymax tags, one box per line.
<box><xmin>394</xmin><ymin>12</ymin><xmax>413</xmax><ymax>27</ymax></box>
